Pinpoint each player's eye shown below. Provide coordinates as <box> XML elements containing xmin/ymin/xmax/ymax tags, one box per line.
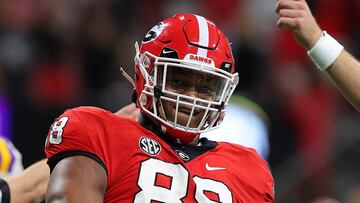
<box><xmin>200</xmin><ymin>87</ymin><xmax>211</xmax><ymax>93</ymax></box>
<box><xmin>197</xmin><ymin>86</ymin><xmax>216</xmax><ymax>99</ymax></box>
<box><xmin>171</xmin><ymin>79</ymin><xmax>184</xmax><ymax>87</ymax></box>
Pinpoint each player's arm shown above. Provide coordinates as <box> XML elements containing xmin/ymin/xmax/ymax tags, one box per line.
<box><xmin>2</xmin><ymin>159</ymin><xmax>49</xmax><ymax>203</ymax></box>
<box><xmin>46</xmin><ymin>155</ymin><xmax>107</xmax><ymax>203</ymax></box>
<box><xmin>325</xmin><ymin>52</ymin><xmax>360</xmax><ymax>111</ymax></box>
<box><xmin>275</xmin><ymin>0</ymin><xmax>360</xmax><ymax>111</ymax></box>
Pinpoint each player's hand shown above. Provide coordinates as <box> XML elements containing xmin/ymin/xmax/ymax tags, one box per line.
<box><xmin>115</xmin><ymin>103</ymin><xmax>140</xmax><ymax>121</ymax></box>
<box><xmin>275</xmin><ymin>0</ymin><xmax>322</xmax><ymax>50</ymax></box>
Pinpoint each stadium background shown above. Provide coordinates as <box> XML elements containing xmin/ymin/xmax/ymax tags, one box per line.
<box><xmin>0</xmin><ymin>0</ymin><xmax>360</xmax><ymax>202</ymax></box>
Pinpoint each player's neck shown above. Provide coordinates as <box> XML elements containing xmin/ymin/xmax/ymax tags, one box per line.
<box><xmin>138</xmin><ymin>113</ymin><xmax>163</xmax><ymax>135</ymax></box>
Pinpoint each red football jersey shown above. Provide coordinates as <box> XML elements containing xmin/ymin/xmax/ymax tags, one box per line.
<box><xmin>45</xmin><ymin>107</ymin><xmax>274</xmax><ymax>202</ymax></box>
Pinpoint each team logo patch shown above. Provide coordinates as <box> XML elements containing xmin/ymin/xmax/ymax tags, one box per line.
<box><xmin>175</xmin><ymin>150</ymin><xmax>190</xmax><ymax>161</ymax></box>
<box><xmin>142</xmin><ymin>22</ymin><xmax>164</xmax><ymax>43</ymax></box>
<box><xmin>139</xmin><ymin>136</ymin><xmax>161</xmax><ymax>156</ymax></box>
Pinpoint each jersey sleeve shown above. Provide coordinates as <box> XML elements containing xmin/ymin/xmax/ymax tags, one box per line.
<box><xmin>44</xmin><ymin>107</ymin><xmax>107</xmax><ymax>173</ymax></box>
<box><xmin>221</xmin><ymin>142</ymin><xmax>275</xmax><ymax>202</ymax></box>
<box><xmin>263</xmin><ymin>164</ymin><xmax>275</xmax><ymax>202</ymax></box>
<box><xmin>248</xmin><ymin>145</ymin><xmax>274</xmax><ymax>202</ymax></box>
<box><xmin>252</xmin><ymin>146</ymin><xmax>274</xmax><ymax>202</ymax></box>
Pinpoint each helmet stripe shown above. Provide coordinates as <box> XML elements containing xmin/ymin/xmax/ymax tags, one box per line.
<box><xmin>195</xmin><ymin>15</ymin><xmax>209</xmax><ymax>57</ymax></box>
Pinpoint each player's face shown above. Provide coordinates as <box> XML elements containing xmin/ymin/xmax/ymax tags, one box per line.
<box><xmin>159</xmin><ymin>66</ymin><xmax>225</xmax><ymax>128</ymax></box>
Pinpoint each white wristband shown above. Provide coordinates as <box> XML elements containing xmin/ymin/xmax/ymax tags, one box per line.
<box><xmin>307</xmin><ymin>31</ymin><xmax>344</xmax><ymax>71</ymax></box>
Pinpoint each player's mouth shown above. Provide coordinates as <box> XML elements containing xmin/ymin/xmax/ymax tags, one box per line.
<box><xmin>178</xmin><ymin>107</ymin><xmax>200</xmax><ymax>116</ymax></box>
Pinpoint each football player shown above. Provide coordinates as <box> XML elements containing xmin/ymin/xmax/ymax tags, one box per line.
<box><xmin>0</xmin><ymin>95</ymin><xmax>24</xmax><ymax>178</ymax></box>
<box><xmin>276</xmin><ymin>0</ymin><xmax>360</xmax><ymax>111</ymax></box>
<box><xmin>45</xmin><ymin>14</ymin><xmax>275</xmax><ymax>202</ymax></box>
<box><xmin>0</xmin><ymin>100</ymin><xmax>270</xmax><ymax>203</ymax></box>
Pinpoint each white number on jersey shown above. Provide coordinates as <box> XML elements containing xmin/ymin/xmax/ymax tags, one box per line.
<box><xmin>193</xmin><ymin>176</ymin><xmax>233</xmax><ymax>202</ymax></box>
<box><xmin>134</xmin><ymin>158</ymin><xmax>232</xmax><ymax>203</ymax></box>
<box><xmin>48</xmin><ymin>117</ymin><xmax>69</xmax><ymax>144</ymax></box>
<box><xmin>134</xmin><ymin>159</ymin><xmax>188</xmax><ymax>202</ymax></box>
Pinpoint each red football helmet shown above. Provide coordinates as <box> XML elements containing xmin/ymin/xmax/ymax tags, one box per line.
<box><xmin>134</xmin><ymin>14</ymin><xmax>239</xmax><ymax>143</ymax></box>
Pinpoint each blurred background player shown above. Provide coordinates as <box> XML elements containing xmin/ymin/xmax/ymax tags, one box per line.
<box><xmin>276</xmin><ymin>0</ymin><xmax>360</xmax><ymax>112</ymax></box>
<box><xmin>0</xmin><ymin>67</ymin><xmax>23</xmax><ymax>177</ymax></box>
<box><xmin>1</xmin><ymin>159</ymin><xmax>48</xmax><ymax>203</ymax></box>
<box><xmin>275</xmin><ymin>0</ymin><xmax>360</xmax><ymax>202</ymax></box>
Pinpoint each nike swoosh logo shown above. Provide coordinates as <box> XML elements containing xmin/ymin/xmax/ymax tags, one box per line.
<box><xmin>162</xmin><ymin>49</ymin><xmax>174</xmax><ymax>54</ymax></box>
<box><xmin>205</xmin><ymin>163</ymin><xmax>226</xmax><ymax>171</ymax></box>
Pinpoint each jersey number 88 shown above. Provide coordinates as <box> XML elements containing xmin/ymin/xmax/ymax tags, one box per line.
<box><xmin>134</xmin><ymin>158</ymin><xmax>232</xmax><ymax>203</ymax></box>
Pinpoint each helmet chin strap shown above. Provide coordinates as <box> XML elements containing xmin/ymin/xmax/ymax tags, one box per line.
<box><xmin>119</xmin><ymin>66</ymin><xmax>137</xmax><ymax>106</ymax></box>
<box><xmin>119</xmin><ymin>66</ymin><xmax>135</xmax><ymax>88</ymax></box>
